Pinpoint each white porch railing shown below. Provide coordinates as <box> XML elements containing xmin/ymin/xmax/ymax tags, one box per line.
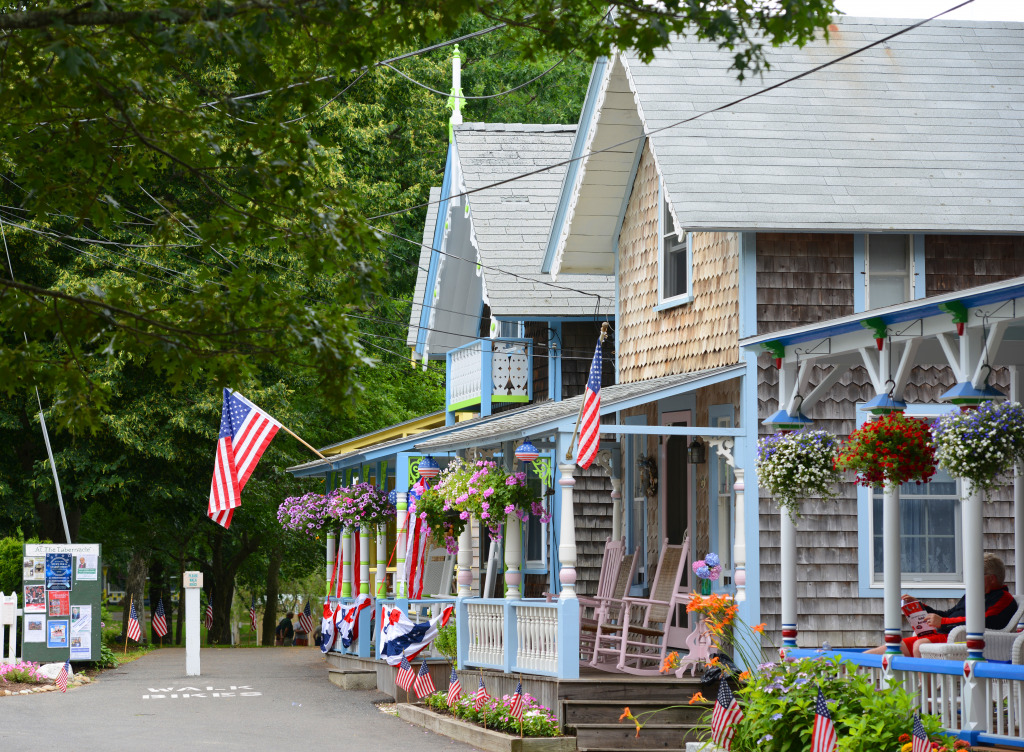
<box><xmin>514</xmin><ymin>602</ymin><xmax>560</xmax><ymax>675</ymax></box>
<box><xmin>466</xmin><ymin>600</ymin><xmax>505</xmax><ymax>669</ymax></box>
<box><xmin>792</xmin><ymin>649</ymin><xmax>1024</xmax><ymax>745</ymax></box>
<box><xmin>446</xmin><ymin>338</ymin><xmax>532</xmax><ymax>414</ymax></box>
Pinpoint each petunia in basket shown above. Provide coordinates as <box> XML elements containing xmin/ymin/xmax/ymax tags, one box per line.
<box><xmin>755</xmin><ymin>430</ymin><xmax>841</xmax><ymax>519</ymax></box>
<box><xmin>835</xmin><ymin>412</ymin><xmax>936</xmax><ymax>489</ymax></box>
<box><xmin>932</xmin><ymin>400</ymin><xmax>1024</xmax><ymax>498</ymax></box>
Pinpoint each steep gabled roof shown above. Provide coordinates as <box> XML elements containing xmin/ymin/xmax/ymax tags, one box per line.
<box><xmin>453</xmin><ymin>123</ymin><xmax>615</xmax><ymax>318</ymax></box>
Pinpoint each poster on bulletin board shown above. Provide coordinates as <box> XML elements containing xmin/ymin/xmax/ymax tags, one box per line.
<box><xmin>23</xmin><ymin>543</ymin><xmax>102</xmax><ymax>664</ymax></box>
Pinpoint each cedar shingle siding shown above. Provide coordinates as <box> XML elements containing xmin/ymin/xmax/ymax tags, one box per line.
<box><xmin>925</xmin><ymin>235</ymin><xmax>1024</xmax><ymax>296</ymax></box>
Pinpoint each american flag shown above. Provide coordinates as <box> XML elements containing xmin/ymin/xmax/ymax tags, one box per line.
<box><xmin>474</xmin><ymin>676</ymin><xmax>490</xmax><ymax>711</ymax></box>
<box><xmin>205</xmin><ymin>602</ymin><xmax>214</xmax><ymax>630</ymax></box>
<box><xmin>412</xmin><ymin>661</ymin><xmax>436</xmax><ymax>699</ymax></box>
<box><xmin>152</xmin><ymin>598</ymin><xmax>168</xmax><ymax>638</ymax></box>
<box><xmin>127</xmin><ymin>601</ymin><xmax>142</xmax><ymax>642</ymax></box>
<box><xmin>55</xmin><ymin>661</ymin><xmax>70</xmax><ymax>693</ymax></box>
<box><xmin>396</xmin><ymin>655</ymin><xmax>416</xmax><ymax>692</ymax></box>
<box><xmin>298</xmin><ymin>601</ymin><xmax>313</xmax><ymax>634</ymax></box>
<box><xmin>509</xmin><ymin>680</ymin><xmax>525</xmax><ymax>721</ymax></box>
<box><xmin>912</xmin><ymin>712</ymin><xmax>930</xmax><ymax>752</ymax></box>
<box><xmin>249</xmin><ymin>596</ymin><xmax>258</xmax><ymax>631</ymax></box>
<box><xmin>575</xmin><ymin>336</ymin><xmax>603</xmax><ymax>469</ymax></box>
<box><xmin>446</xmin><ymin>667</ymin><xmax>462</xmax><ymax>707</ymax></box>
<box><xmin>208</xmin><ymin>388</ymin><xmax>281</xmax><ymax>528</ymax></box>
<box><xmin>710</xmin><ymin>679</ymin><xmax>743</xmax><ymax>750</ymax></box>
<box><xmin>811</xmin><ymin>686</ymin><xmax>838</xmax><ymax>752</ymax></box>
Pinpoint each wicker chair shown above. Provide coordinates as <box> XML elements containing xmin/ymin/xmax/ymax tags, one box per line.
<box><xmin>917</xmin><ymin>594</ymin><xmax>1024</xmax><ymax>662</ymax></box>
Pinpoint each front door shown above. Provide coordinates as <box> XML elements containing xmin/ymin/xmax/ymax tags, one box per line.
<box><xmin>661</xmin><ymin>411</ymin><xmax>693</xmax><ymax>648</ymax></box>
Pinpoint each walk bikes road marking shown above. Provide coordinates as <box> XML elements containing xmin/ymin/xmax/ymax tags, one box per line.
<box><xmin>142</xmin><ymin>685</ymin><xmax>262</xmax><ymax>699</ymax></box>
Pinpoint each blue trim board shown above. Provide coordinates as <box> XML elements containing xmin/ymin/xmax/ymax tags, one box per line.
<box><xmin>853</xmin><ymin>234</ymin><xmax>866</xmax><ymax>313</ymax></box>
<box><xmin>542</xmin><ymin>57</ymin><xmax>608</xmax><ymax>274</ymax></box>
<box><xmin>738</xmin><ymin>351</ymin><xmax>762</xmax><ymax>636</ymax></box>
<box><xmin>913</xmin><ymin>234</ymin><xmax>926</xmax><ymax>300</ymax></box>
<box><xmin>738</xmin><ymin>233</ymin><xmax>757</xmax><ymax>339</ymax></box>
<box><xmin>416</xmin><ymin>144</ymin><xmax>454</xmax><ymax>354</ymax></box>
<box><xmin>708</xmin><ymin>403</ymin><xmax>735</xmax><ymax>594</ymax></box>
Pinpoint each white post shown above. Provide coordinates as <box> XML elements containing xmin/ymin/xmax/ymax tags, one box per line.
<box><xmin>183</xmin><ymin>571</ymin><xmax>203</xmax><ymax>677</ymax></box>
<box><xmin>610</xmin><ymin>477</ymin><xmax>623</xmax><ymax>543</ymax></box>
<box><xmin>733</xmin><ymin>468</ymin><xmax>747</xmax><ymax>603</ymax></box>
<box><xmin>341</xmin><ymin>526</ymin><xmax>353</xmax><ymax>598</ymax></box>
<box><xmin>457</xmin><ymin>525</ymin><xmax>474</xmax><ymax>597</ymax></box>
<box><xmin>396</xmin><ymin>492</ymin><xmax>408</xmax><ymax>598</ymax></box>
<box><xmin>1012</xmin><ymin>367</ymin><xmax>1024</xmax><ymax>592</ymax></box>
<box><xmin>326</xmin><ymin>531</ymin><xmax>336</xmax><ymax>594</ymax></box>
<box><xmin>359</xmin><ymin>526</ymin><xmax>370</xmax><ymax>596</ymax></box>
<box><xmin>376</xmin><ymin>523</ymin><xmax>388</xmax><ymax>598</ymax></box>
<box><xmin>557</xmin><ymin>461</ymin><xmax>578</xmax><ymax>599</ymax></box>
<box><xmin>883</xmin><ymin>484</ymin><xmax>902</xmax><ymax>654</ymax></box>
<box><xmin>779</xmin><ymin>507</ymin><xmax>797</xmax><ymax>650</ymax></box>
<box><xmin>504</xmin><ymin>515</ymin><xmax>523</xmax><ymax>599</ymax></box>
<box><xmin>962</xmin><ymin>488</ymin><xmax>987</xmax><ymax>731</ymax></box>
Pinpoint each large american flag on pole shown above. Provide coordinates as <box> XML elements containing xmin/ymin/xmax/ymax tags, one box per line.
<box><xmin>710</xmin><ymin>679</ymin><xmax>743</xmax><ymax>750</ymax></box>
<box><xmin>575</xmin><ymin>336</ymin><xmax>603</xmax><ymax>469</ymax></box>
<box><xmin>152</xmin><ymin>598</ymin><xmax>168</xmax><ymax>638</ymax></box>
<box><xmin>811</xmin><ymin>686</ymin><xmax>838</xmax><ymax>752</ymax></box>
<box><xmin>208</xmin><ymin>388</ymin><xmax>281</xmax><ymax>528</ymax></box>
<box><xmin>126</xmin><ymin>601</ymin><xmax>142</xmax><ymax>643</ymax></box>
<box><xmin>205</xmin><ymin>601</ymin><xmax>214</xmax><ymax>630</ymax></box>
<box><xmin>249</xmin><ymin>596</ymin><xmax>258</xmax><ymax>632</ymax></box>
<box><xmin>298</xmin><ymin>601</ymin><xmax>313</xmax><ymax>634</ymax></box>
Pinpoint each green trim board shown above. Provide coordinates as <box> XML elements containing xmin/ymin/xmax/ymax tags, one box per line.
<box><xmin>447</xmin><ymin>394</ymin><xmax>530</xmax><ymax>412</ymax></box>
<box><xmin>22</xmin><ymin>543</ymin><xmax>102</xmax><ymax>664</ymax></box>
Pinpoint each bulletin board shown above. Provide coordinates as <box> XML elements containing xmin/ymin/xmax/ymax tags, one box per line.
<box><xmin>22</xmin><ymin>543</ymin><xmax>102</xmax><ymax>664</ymax></box>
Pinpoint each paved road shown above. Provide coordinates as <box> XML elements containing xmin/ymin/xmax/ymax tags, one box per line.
<box><xmin>0</xmin><ymin>647</ymin><xmax>481</xmax><ymax>751</ymax></box>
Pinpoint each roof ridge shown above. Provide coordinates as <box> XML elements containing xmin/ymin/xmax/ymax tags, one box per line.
<box><xmin>455</xmin><ymin>122</ymin><xmax>576</xmax><ymax>133</ymax></box>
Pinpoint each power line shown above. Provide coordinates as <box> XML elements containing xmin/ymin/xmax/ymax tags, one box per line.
<box><xmin>380</xmin><ymin>54</ymin><xmax>568</xmax><ymax>101</ymax></box>
<box><xmin>366</xmin><ymin>1</ymin><xmax>977</xmax><ymax>225</ymax></box>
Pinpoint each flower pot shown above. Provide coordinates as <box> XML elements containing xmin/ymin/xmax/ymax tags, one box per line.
<box><xmin>700</xmin><ymin>579</ymin><xmax>713</xmax><ymax>596</ymax></box>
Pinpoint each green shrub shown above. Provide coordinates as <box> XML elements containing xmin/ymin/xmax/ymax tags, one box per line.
<box><xmin>95</xmin><ymin>642</ymin><xmax>120</xmax><ymax>669</ymax></box>
<box><xmin>0</xmin><ymin>534</ymin><xmax>48</xmax><ymax>603</ymax></box>
<box><xmin>434</xmin><ymin>624</ymin><xmax>457</xmax><ymax>667</ymax></box>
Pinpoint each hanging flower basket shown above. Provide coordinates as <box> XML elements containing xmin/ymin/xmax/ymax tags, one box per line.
<box><xmin>755</xmin><ymin>430</ymin><xmax>842</xmax><ymax>519</ymax></box>
<box><xmin>277</xmin><ymin>492</ymin><xmax>332</xmax><ymax>537</ymax></box>
<box><xmin>328</xmin><ymin>482</ymin><xmax>395</xmax><ymax>529</ymax></box>
<box><xmin>932</xmin><ymin>401</ymin><xmax>1024</xmax><ymax>498</ymax></box>
<box><xmin>835</xmin><ymin>412</ymin><xmax>936</xmax><ymax>489</ymax></box>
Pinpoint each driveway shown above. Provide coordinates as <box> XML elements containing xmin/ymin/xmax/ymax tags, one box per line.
<box><xmin>0</xmin><ymin>647</ymin><xmax>480</xmax><ymax>751</ymax></box>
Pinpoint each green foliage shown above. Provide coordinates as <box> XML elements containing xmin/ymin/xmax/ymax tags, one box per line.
<box><xmin>433</xmin><ymin>624</ymin><xmax>458</xmax><ymax>667</ymax></box>
<box><xmin>94</xmin><ymin>642</ymin><xmax>120</xmax><ymax>669</ymax></box>
<box><xmin>726</xmin><ymin>656</ymin><xmax>945</xmax><ymax>751</ymax></box>
<box><xmin>423</xmin><ymin>689</ymin><xmax>561</xmax><ymax>737</ymax></box>
<box><xmin>0</xmin><ymin>534</ymin><xmax>48</xmax><ymax>603</ymax></box>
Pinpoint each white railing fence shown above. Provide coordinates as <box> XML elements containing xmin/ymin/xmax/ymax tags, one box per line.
<box><xmin>1</xmin><ymin>592</ymin><xmax>20</xmax><ymax>664</ymax></box>
<box><xmin>515</xmin><ymin>603</ymin><xmax>559</xmax><ymax>675</ymax></box>
<box><xmin>449</xmin><ymin>342</ymin><xmax>483</xmax><ymax>408</ymax></box>
<box><xmin>466</xmin><ymin>600</ymin><xmax>504</xmax><ymax>669</ymax></box>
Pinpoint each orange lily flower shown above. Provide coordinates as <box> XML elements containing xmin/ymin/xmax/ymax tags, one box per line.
<box><xmin>739</xmin><ymin>671</ymin><xmax>751</xmax><ymax>681</ymax></box>
<box><xmin>619</xmin><ymin>707</ymin><xmax>631</xmax><ymax>722</ymax></box>
<box><xmin>689</xmin><ymin>692</ymin><xmax>705</xmax><ymax>705</ymax></box>
<box><xmin>752</xmin><ymin>622</ymin><xmax>766</xmax><ymax>634</ymax></box>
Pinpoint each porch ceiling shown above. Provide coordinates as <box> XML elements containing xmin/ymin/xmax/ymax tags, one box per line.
<box><xmin>413</xmin><ymin>363</ymin><xmax>744</xmax><ymax>452</ymax></box>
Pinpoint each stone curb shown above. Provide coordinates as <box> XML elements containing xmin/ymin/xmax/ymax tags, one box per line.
<box><xmin>0</xmin><ymin>674</ymin><xmax>92</xmax><ymax>696</ymax></box>
<box><xmin>398</xmin><ymin>703</ymin><xmax>576</xmax><ymax>752</ymax></box>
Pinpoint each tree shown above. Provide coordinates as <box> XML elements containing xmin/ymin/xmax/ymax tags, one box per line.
<box><xmin>0</xmin><ymin>0</ymin><xmax>836</xmax><ymax>431</ymax></box>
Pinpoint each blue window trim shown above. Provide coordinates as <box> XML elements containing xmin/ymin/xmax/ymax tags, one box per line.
<box><xmin>522</xmin><ymin>451</ymin><xmax>552</xmax><ymax>575</ymax></box>
<box><xmin>656</xmin><ymin>178</ymin><xmax>693</xmax><ymax>309</ymax></box>
<box><xmin>708</xmin><ymin>404</ymin><xmax>735</xmax><ymax>595</ymax></box>
<box><xmin>856</xmin><ymin>402</ymin><xmax>963</xmax><ymax>599</ymax></box>
<box><xmin>854</xmin><ymin>233</ymin><xmax>926</xmax><ymax>314</ymax></box>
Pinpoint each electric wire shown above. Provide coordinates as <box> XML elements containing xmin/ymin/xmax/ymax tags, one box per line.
<box><xmin>379</xmin><ymin>54</ymin><xmax>567</xmax><ymax>100</ymax></box>
<box><xmin>366</xmin><ymin>0</ymin><xmax>977</xmax><ymax>224</ymax></box>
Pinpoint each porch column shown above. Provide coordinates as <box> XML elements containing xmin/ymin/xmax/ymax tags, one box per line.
<box><xmin>326</xmin><ymin>531</ymin><xmax>336</xmax><ymax>595</ymax></box>
<box><xmin>963</xmin><ymin>489</ymin><xmax>986</xmax><ymax>661</ymax></box>
<box><xmin>504</xmin><ymin>515</ymin><xmax>523</xmax><ymax>599</ymax></box>
<box><xmin>376</xmin><ymin>524</ymin><xmax>387</xmax><ymax>598</ymax></box>
<box><xmin>359</xmin><ymin>526</ymin><xmax>370</xmax><ymax>596</ymax></box>
<box><xmin>557</xmin><ymin>461</ymin><xmax>578</xmax><ymax>599</ymax></box>
<box><xmin>395</xmin><ymin>492</ymin><xmax>408</xmax><ymax>598</ymax></box>
<box><xmin>1012</xmin><ymin>367</ymin><xmax>1024</xmax><ymax>590</ymax></box>
<box><xmin>779</xmin><ymin>509</ymin><xmax>797</xmax><ymax>650</ymax></box>
<box><xmin>882</xmin><ymin>484</ymin><xmax>902</xmax><ymax>654</ymax></box>
<box><xmin>457</xmin><ymin>524</ymin><xmax>474</xmax><ymax>597</ymax></box>
<box><xmin>610</xmin><ymin>477</ymin><xmax>623</xmax><ymax>543</ymax></box>
<box><xmin>341</xmin><ymin>525</ymin><xmax>353</xmax><ymax>598</ymax></box>
<box><xmin>733</xmin><ymin>468</ymin><xmax>747</xmax><ymax>603</ymax></box>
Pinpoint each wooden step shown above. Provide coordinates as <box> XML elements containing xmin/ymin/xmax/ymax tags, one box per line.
<box><xmin>573</xmin><ymin>722</ymin><xmax>701</xmax><ymax>750</ymax></box>
<box><xmin>327</xmin><ymin>667</ymin><xmax>377</xmax><ymax>690</ymax></box>
<box><xmin>565</xmin><ymin>699</ymin><xmax>708</xmax><ymax>725</ymax></box>
<box><xmin>559</xmin><ymin>679</ymin><xmax>704</xmax><ymax>703</ymax></box>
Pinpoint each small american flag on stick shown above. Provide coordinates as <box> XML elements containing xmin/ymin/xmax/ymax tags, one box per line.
<box><xmin>55</xmin><ymin>661</ymin><xmax>70</xmax><ymax>693</ymax></box>
<box><xmin>126</xmin><ymin>600</ymin><xmax>142</xmax><ymax>643</ymax></box>
<box><xmin>396</xmin><ymin>655</ymin><xmax>416</xmax><ymax>692</ymax></box>
<box><xmin>249</xmin><ymin>596</ymin><xmax>258</xmax><ymax>632</ymax></box>
<box><xmin>509</xmin><ymin>680</ymin><xmax>525</xmax><ymax>721</ymax></box>
<box><xmin>811</xmin><ymin>686</ymin><xmax>838</xmax><ymax>752</ymax></box>
<box><xmin>574</xmin><ymin>327</ymin><xmax>606</xmax><ymax>469</ymax></box>
<box><xmin>298</xmin><ymin>601</ymin><xmax>313</xmax><ymax>634</ymax></box>
<box><xmin>152</xmin><ymin>598</ymin><xmax>168</xmax><ymax>639</ymax></box>
<box><xmin>205</xmin><ymin>602</ymin><xmax>214</xmax><ymax>630</ymax></box>
<box><xmin>474</xmin><ymin>675</ymin><xmax>490</xmax><ymax>711</ymax></box>
<box><xmin>412</xmin><ymin>661</ymin><xmax>436</xmax><ymax>699</ymax></box>
<box><xmin>710</xmin><ymin>679</ymin><xmax>743</xmax><ymax>750</ymax></box>
<box><xmin>446</xmin><ymin>667</ymin><xmax>462</xmax><ymax>707</ymax></box>
<box><xmin>912</xmin><ymin>712</ymin><xmax>930</xmax><ymax>752</ymax></box>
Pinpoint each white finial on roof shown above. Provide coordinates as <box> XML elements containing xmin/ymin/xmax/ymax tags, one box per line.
<box><xmin>447</xmin><ymin>44</ymin><xmax>463</xmax><ymax>141</ymax></box>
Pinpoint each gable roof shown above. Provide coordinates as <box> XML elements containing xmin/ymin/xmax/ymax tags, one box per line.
<box><xmin>453</xmin><ymin>123</ymin><xmax>615</xmax><ymax>318</ymax></box>
<box><xmin>549</xmin><ymin>16</ymin><xmax>1024</xmax><ymax>276</ymax></box>
<box><xmin>407</xmin><ymin>186</ymin><xmax>443</xmax><ymax>348</ymax></box>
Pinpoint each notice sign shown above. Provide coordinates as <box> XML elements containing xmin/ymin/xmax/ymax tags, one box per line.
<box><xmin>76</xmin><ymin>554</ymin><xmax>98</xmax><ymax>581</ymax></box>
<box><xmin>45</xmin><ymin>553</ymin><xmax>73</xmax><ymax>591</ymax></box>
<box><xmin>23</xmin><ymin>556</ymin><xmax>44</xmax><ymax>581</ymax></box>
<box><xmin>24</xmin><ymin>585</ymin><xmax>45</xmax><ymax>614</ymax></box>
<box><xmin>70</xmin><ymin>605</ymin><xmax>92</xmax><ymax>660</ymax></box>
<box><xmin>25</xmin><ymin>616</ymin><xmax>45</xmax><ymax>643</ymax></box>
<box><xmin>48</xmin><ymin>591</ymin><xmax>71</xmax><ymax>617</ymax></box>
<box><xmin>48</xmin><ymin>620</ymin><xmax>69</xmax><ymax>648</ymax></box>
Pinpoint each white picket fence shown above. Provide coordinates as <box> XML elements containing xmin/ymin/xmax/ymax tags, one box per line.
<box><xmin>1</xmin><ymin>592</ymin><xmax>21</xmax><ymax>664</ymax></box>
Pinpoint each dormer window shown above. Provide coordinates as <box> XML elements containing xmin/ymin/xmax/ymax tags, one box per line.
<box><xmin>657</xmin><ymin>182</ymin><xmax>693</xmax><ymax>309</ymax></box>
<box><xmin>865</xmin><ymin>234</ymin><xmax>912</xmax><ymax>309</ymax></box>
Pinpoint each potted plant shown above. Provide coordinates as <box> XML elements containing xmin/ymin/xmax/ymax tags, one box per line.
<box><xmin>755</xmin><ymin>430</ymin><xmax>842</xmax><ymax>519</ymax></box>
<box><xmin>835</xmin><ymin>412</ymin><xmax>937</xmax><ymax>488</ymax></box>
<box><xmin>277</xmin><ymin>492</ymin><xmax>331</xmax><ymax>536</ymax></box>
<box><xmin>692</xmin><ymin>552</ymin><xmax>723</xmax><ymax>596</ymax></box>
<box><xmin>328</xmin><ymin>482</ymin><xmax>395</xmax><ymax>529</ymax></box>
<box><xmin>932</xmin><ymin>400</ymin><xmax>1024</xmax><ymax>498</ymax></box>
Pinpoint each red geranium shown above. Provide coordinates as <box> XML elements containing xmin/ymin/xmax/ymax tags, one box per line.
<box><xmin>835</xmin><ymin>412</ymin><xmax>937</xmax><ymax>488</ymax></box>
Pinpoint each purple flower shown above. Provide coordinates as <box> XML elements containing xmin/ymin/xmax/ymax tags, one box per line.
<box><xmin>459</xmin><ymin>511</ymin><xmax>470</xmax><ymax>520</ymax></box>
<box><xmin>483</xmin><ymin>488</ymin><xmax>494</xmax><ymax>498</ymax></box>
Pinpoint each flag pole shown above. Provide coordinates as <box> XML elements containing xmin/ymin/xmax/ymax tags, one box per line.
<box><xmin>279</xmin><ymin>423</ymin><xmax>327</xmax><ymax>459</ymax></box>
<box><xmin>480</xmin><ymin>671</ymin><xmax>486</xmax><ymax>729</ymax></box>
<box><xmin>519</xmin><ymin>673</ymin><xmax>524</xmax><ymax>739</ymax></box>
<box><xmin>563</xmin><ymin>322</ymin><xmax>609</xmax><ymax>460</ymax></box>
<box><xmin>124</xmin><ymin>595</ymin><xmax>133</xmax><ymax>655</ymax></box>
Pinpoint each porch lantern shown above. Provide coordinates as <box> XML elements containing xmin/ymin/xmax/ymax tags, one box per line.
<box><xmin>939</xmin><ymin>381</ymin><xmax>1005</xmax><ymax>410</ymax></box>
<box><xmin>688</xmin><ymin>438</ymin><xmax>707</xmax><ymax>465</ymax></box>
<box><xmin>859</xmin><ymin>393</ymin><xmax>908</xmax><ymax>416</ymax></box>
<box><xmin>418</xmin><ymin>455</ymin><xmax>440</xmax><ymax>479</ymax></box>
<box><xmin>762</xmin><ymin>408</ymin><xmax>812</xmax><ymax>432</ymax></box>
<box><xmin>514</xmin><ymin>439</ymin><xmax>540</xmax><ymax>463</ymax></box>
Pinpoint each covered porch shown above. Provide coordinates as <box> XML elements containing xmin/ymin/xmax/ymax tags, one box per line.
<box><xmin>741</xmin><ymin>275</ymin><xmax>1024</xmax><ymax>747</ymax></box>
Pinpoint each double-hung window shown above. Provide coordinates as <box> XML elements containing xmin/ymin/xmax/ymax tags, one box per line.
<box><xmin>657</xmin><ymin>181</ymin><xmax>692</xmax><ymax>308</ymax></box>
<box><xmin>522</xmin><ymin>460</ymin><xmax>548</xmax><ymax>573</ymax></box>
<box><xmin>865</xmin><ymin>234</ymin><xmax>913</xmax><ymax>309</ymax></box>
